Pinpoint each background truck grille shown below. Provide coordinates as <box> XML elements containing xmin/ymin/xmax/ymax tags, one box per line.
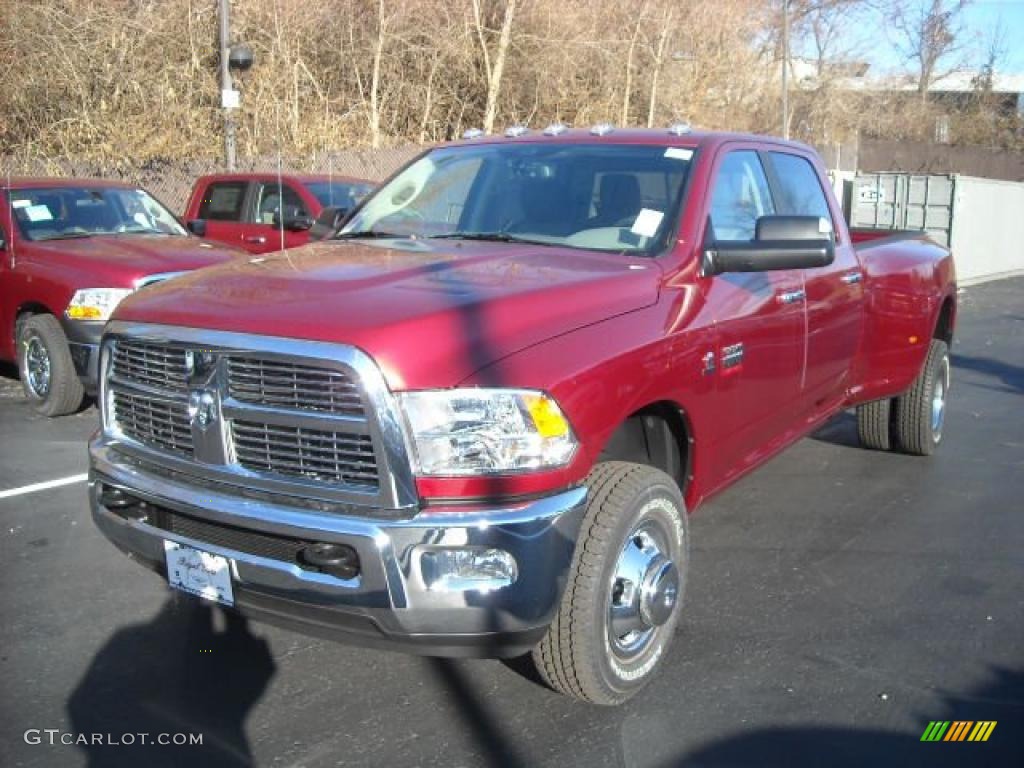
<box><xmin>226</xmin><ymin>356</ymin><xmax>364</xmax><ymax>416</ymax></box>
<box><xmin>232</xmin><ymin>419</ymin><xmax>379</xmax><ymax>488</ymax></box>
<box><xmin>112</xmin><ymin>341</ymin><xmax>189</xmax><ymax>390</ymax></box>
<box><xmin>112</xmin><ymin>390</ymin><xmax>193</xmax><ymax>457</ymax></box>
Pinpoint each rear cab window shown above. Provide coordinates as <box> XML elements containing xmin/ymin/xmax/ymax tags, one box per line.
<box><xmin>198</xmin><ymin>182</ymin><xmax>248</xmax><ymax>221</ymax></box>
<box><xmin>766</xmin><ymin>152</ymin><xmax>833</xmax><ymax>229</ymax></box>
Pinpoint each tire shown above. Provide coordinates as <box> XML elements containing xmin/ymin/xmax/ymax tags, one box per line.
<box><xmin>17</xmin><ymin>314</ymin><xmax>85</xmax><ymax>417</ymax></box>
<box><xmin>532</xmin><ymin>462</ymin><xmax>688</xmax><ymax>705</ymax></box>
<box><xmin>856</xmin><ymin>397</ymin><xmax>894</xmax><ymax>451</ymax></box>
<box><xmin>894</xmin><ymin>339</ymin><xmax>950</xmax><ymax>456</ymax></box>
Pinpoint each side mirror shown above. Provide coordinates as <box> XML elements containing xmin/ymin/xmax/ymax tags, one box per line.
<box><xmin>704</xmin><ymin>215</ymin><xmax>835</xmax><ymax>275</ymax></box>
<box><xmin>272</xmin><ymin>205</ymin><xmax>313</xmax><ymax>232</ymax></box>
<box><xmin>186</xmin><ymin>219</ymin><xmax>207</xmax><ymax>237</ymax></box>
<box><xmin>309</xmin><ymin>206</ymin><xmax>350</xmax><ymax>240</ymax></box>
<box><xmin>0</xmin><ymin>230</ymin><xmax>6</xmax><ymax>250</ymax></box>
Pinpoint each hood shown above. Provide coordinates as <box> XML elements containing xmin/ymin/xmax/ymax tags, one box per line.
<box><xmin>113</xmin><ymin>239</ymin><xmax>662</xmax><ymax>389</ymax></box>
<box><xmin>25</xmin><ymin>234</ymin><xmax>243</xmax><ymax>286</ymax></box>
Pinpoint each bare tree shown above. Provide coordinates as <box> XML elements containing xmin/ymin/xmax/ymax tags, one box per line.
<box><xmin>472</xmin><ymin>0</ymin><xmax>518</xmax><ymax>134</ymax></box>
<box><xmin>890</xmin><ymin>0</ymin><xmax>970</xmax><ymax>98</ymax></box>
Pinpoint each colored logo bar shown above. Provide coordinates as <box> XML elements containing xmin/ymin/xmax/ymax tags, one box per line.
<box><xmin>921</xmin><ymin>721</ymin><xmax>996</xmax><ymax>742</ymax></box>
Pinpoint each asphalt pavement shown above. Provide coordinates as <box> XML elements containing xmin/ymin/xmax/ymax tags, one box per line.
<box><xmin>1</xmin><ymin>277</ymin><xmax>1022</xmax><ymax>768</ymax></box>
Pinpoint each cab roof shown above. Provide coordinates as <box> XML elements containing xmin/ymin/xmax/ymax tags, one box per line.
<box><xmin>2</xmin><ymin>177</ymin><xmax>138</xmax><ymax>191</ymax></box>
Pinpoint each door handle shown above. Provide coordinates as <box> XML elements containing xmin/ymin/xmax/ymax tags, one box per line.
<box><xmin>776</xmin><ymin>289</ymin><xmax>806</xmax><ymax>305</ymax></box>
<box><xmin>840</xmin><ymin>271</ymin><xmax>863</xmax><ymax>285</ymax></box>
<box><xmin>244</xmin><ymin>236</ymin><xmax>267</xmax><ymax>244</ymax></box>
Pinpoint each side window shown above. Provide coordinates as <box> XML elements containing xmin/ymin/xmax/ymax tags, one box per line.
<box><xmin>709</xmin><ymin>150</ymin><xmax>775</xmax><ymax>241</ymax></box>
<box><xmin>198</xmin><ymin>182</ymin><xmax>248</xmax><ymax>221</ymax></box>
<box><xmin>767</xmin><ymin>152</ymin><xmax>832</xmax><ymax>224</ymax></box>
<box><xmin>252</xmin><ymin>183</ymin><xmax>307</xmax><ymax>224</ymax></box>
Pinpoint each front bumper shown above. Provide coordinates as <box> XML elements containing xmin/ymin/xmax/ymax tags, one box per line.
<box><xmin>60</xmin><ymin>318</ymin><xmax>103</xmax><ymax>394</ymax></box>
<box><xmin>89</xmin><ymin>439</ymin><xmax>588</xmax><ymax>658</ymax></box>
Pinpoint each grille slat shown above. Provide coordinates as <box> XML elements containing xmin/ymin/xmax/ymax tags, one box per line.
<box><xmin>112</xmin><ymin>341</ymin><xmax>189</xmax><ymax>390</ymax></box>
<box><xmin>232</xmin><ymin>419</ymin><xmax>379</xmax><ymax>488</ymax></box>
<box><xmin>226</xmin><ymin>356</ymin><xmax>365</xmax><ymax>416</ymax></box>
<box><xmin>112</xmin><ymin>391</ymin><xmax>193</xmax><ymax>457</ymax></box>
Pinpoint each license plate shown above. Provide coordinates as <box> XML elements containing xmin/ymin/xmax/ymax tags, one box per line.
<box><xmin>164</xmin><ymin>540</ymin><xmax>235</xmax><ymax>607</ymax></box>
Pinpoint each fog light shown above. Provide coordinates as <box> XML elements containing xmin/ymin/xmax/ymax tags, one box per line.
<box><xmin>421</xmin><ymin>548</ymin><xmax>518</xmax><ymax>592</ymax></box>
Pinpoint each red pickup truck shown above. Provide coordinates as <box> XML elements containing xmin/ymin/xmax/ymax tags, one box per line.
<box><xmin>0</xmin><ymin>179</ymin><xmax>244</xmax><ymax>415</ymax></box>
<box><xmin>89</xmin><ymin>128</ymin><xmax>955</xmax><ymax>705</ymax></box>
<box><xmin>183</xmin><ymin>172</ymin><xmax>374</xmax><ymax>253</ymax></box>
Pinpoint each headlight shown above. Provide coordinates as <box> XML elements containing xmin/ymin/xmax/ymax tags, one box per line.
<box><xmin>397</xmin><ymin>389</ymin><xmax>578</xmax><ymax>476</ymax></box>
<box><xmin>66</xmin><ymin>288</ymin><xmax>133</xmax><ymax>321</ymax></box>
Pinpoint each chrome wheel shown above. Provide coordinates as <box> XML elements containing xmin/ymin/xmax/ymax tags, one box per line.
<box><xmin>24</xmin><ymin>336</ymin><xmax>52</xmax><ymax>398</ymax></box>
<box><xmin>931</xmin><ymin>354</ymin><xmax>950</xmax><ymax>442</ymax></box>
<box><xmin>607</xmin><ymin>519</ymin><xmax>680</xmax><ymax>661</ymax></box>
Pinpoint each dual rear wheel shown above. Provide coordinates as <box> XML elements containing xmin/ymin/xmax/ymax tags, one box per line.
<box><xmin>856</xmin><ymin>338</ymin><xmax>950</xmax><ymax>455</ymax></box>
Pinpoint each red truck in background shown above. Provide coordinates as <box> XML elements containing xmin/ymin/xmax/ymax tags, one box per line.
<box><xmin>183</xmin><ymin>173</ymin><xmax>374</xmax><ymax>253</ymax></box>
<box><xmin>89</xmin><ymin>128</ymin><xmax>956</xmax><ymax>705</ymax></box>
<box><xmin>0</xmin><ymin>179</ymin><xmax>245</xmax><ymax>415</ymax></box>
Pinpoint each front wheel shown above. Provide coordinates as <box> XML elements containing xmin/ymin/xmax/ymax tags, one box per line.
<box><xmin>17</xmin><ymin>314</ymin><xmax>85</xmax><ymax>417</ymax></box>
<box><xmin>532</xmin><ymin>462</ymin><xmax>688</xmax><ymax>705</ymax></box>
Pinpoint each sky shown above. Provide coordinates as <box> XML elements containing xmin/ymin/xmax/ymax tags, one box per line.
<box><xmin>798</xmin><ymin>0</ymin><xmax>1024</xmax><ymax>77</ymax></box>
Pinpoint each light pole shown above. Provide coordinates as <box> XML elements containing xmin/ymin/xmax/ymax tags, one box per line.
<box><xmin>217</xmin><ymin>1</ymin><xmax>253</xmax><ymax>171</ymax></box>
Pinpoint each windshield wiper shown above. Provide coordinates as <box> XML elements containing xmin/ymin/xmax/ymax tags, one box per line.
<box><xmin>428</xmin><ymin>231</ymin><xmax>552</xmax><ymax>246</ymax></box>
<box><xmin>37</xmin><ymin>232</ymin><xmax>93</xmax><ymax>241</ymax></box>
<box><xmin>335</xmin><ymin>230</ymin><xmax>409</xmax><ymax>240</ymax></box>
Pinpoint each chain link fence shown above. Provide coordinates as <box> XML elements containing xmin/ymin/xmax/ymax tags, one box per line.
<box><xmin>1</xmin><ymin>146</ymin><xmax>424</xmax><ymax>213</ymax></box>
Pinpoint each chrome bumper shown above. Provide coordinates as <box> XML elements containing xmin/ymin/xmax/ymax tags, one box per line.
<box><xmin>89</xmin><ymin>439</ymin><xmax>587</xmax><ymax>658</ymax></box>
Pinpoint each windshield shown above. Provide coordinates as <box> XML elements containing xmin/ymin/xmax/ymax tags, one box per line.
<box><xmin>8</xmin><ymin>186</ymin><xmax>187</xmax><ymax>242</ymax></box>
<box><xmin>339</xmin><ymin>142</ymin><xmax>694</xmax><ymax>255</ymax></box>
<box><xmin>306</xmin><ymin>181</ymin><xmax>375</xmax><ymax>210</ymax></box>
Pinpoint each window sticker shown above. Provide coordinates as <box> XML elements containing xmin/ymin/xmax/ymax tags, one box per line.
<box><xmin>25</xmin><ymin>205</ymin><xmax>53</xmax><ymax>222</ymax></box>
<box><xmin>819</xmin><ymin>217</ymin><xmax>833</xmax><ymax>234</ymax></box>
<box><xmin>664</xmin><ymin>147</ymin><xmax>694</xmax><ymax>161</ymax></box>
<box><xmin>631</xmin><ymin>208</ymin><xmax>665</xmax><ymax>238</ymax></box>
<box><xmin>11</xmin><ymin>199</ymin><xmax>31</xmax><ymax>209</ymax></box>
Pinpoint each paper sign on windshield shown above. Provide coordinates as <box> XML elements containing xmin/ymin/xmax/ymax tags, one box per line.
<box><xmin>631</xmin><ymin>208</ymin><xmax>665</xmax><ymax>238</ymax></box>
<box><xmin>24</xmin><ymin>205</ymin><xmax>53</xmax><ymax>222</ymax></box>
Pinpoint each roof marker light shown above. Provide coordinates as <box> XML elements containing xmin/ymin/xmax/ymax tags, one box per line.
<box><xmin>668</xmin><ymin>122</ymin><xmax>692</xmax><ymax>136</ymax></box>
<box><xmin>590</xmin><ymin>123</ymin><xmax>615</xmax><ymax>136</ymax></box>
<box><xmin>543</xmin><ymin>123</ymin><xmax>568</xmax><ymax>136</ymax></box>
<box><xmin>462</xmin><ymin>128</ymin><xmax>485</xmax><ymax>139</ymax></box>
<box><xmin>504</xmin><ymin>125</ymin><xmax>530</xmax><ymax>137</ymax></box>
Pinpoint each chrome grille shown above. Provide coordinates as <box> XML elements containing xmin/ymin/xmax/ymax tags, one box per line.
<box><xmin>232</xmin><ymin>420</ymin><xmax>378</xmax><ymax>488</ymax></box>
<box><xmin>226</xmin><ymin>356</ymin><xmax>364</xmax><ymax>416</ymax></box>
<box><xmin>112</xmin><ymin>341</ymin><xmax>189</xmax><ymax>390</ymax></box>
<box><xmin>112</xmin><ymin>390</ymin><xmax>193</xmax><ymax>457</ymax></box>
<box><xmin>100</xmin><ymin>328</ymin><xmax>410</xmax><ymax>510</ymax></box>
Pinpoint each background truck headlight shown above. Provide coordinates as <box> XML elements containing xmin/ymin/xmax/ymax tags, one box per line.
<box><xmin>65</xmin><ymin>288</ymin><xmax>133</xmax><ymax>321</ymax></box>
<box><xmin>397</xmin><ymin>389</ymin><xmax>578</xmax><ymax>476</ymax></box>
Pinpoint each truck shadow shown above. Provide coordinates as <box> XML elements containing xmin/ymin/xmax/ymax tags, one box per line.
<box><xmin>656</xmin><ymin>665</ymin><xmax>1024</xmax><ymax>767</ymax></box>
<box><xmin>951</xmin><ymin>352</ymin><xmax>1024</xmax><ymax>394</ymax></box>
<box><xmin>66</xmin><ymin>597</ymin><xmax>275</xmax><ymax>767</ymax></box>
<box><xmin>808</xmin><ymin>411</ymin><xmax>862</xmax><ymax>449</ymax></box>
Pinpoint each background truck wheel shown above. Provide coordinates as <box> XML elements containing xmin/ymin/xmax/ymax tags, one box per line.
<box><xmin>894</xmin><ymin>339</ymin><xmax>950</xmax><ymax>456</ymax></box>
<box><xmin>532</xmin><ymin>462</ymin><xmax>688</xmax><ymax>705</ymax></box>
<box><xmin>856</xmin><ymin>397</ymin><xmax>894</xmax><ymax>451</ymax></box>
<box><xmin>17</xmin><ymin>314</ymin><xmax>85</xmax><ymax>417</ymax></box>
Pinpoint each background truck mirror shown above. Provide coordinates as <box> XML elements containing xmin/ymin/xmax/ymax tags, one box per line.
<box><xmin>186</xmin><ymin>219</ymin><xmax>207</xmax><ymax>237</ymax></box>
<box><xmin>272</xmin><ymin>205</ymin><xmax>313</xmax><ymax>232</ymax></box>
<box><xmin>310</xmin><ymin>206</ymin><xmax>350</xmax><ymax>240</ymax></box>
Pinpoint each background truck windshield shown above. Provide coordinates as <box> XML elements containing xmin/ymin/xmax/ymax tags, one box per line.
<box><xmin>340</xmin><ymin>142</ymin><xmax>693</xmax><ymax>254</ymax></box>
<box><xmin>9</xmin><ymin>186</ymin><xmax>187</xmax><ymax>242</ymax></box>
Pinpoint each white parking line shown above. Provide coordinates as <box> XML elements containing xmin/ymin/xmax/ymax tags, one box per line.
<box><xmin>0</xmin><ymin>473</ymin><xmax>89</xmax><ymax>500</ymax></box>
